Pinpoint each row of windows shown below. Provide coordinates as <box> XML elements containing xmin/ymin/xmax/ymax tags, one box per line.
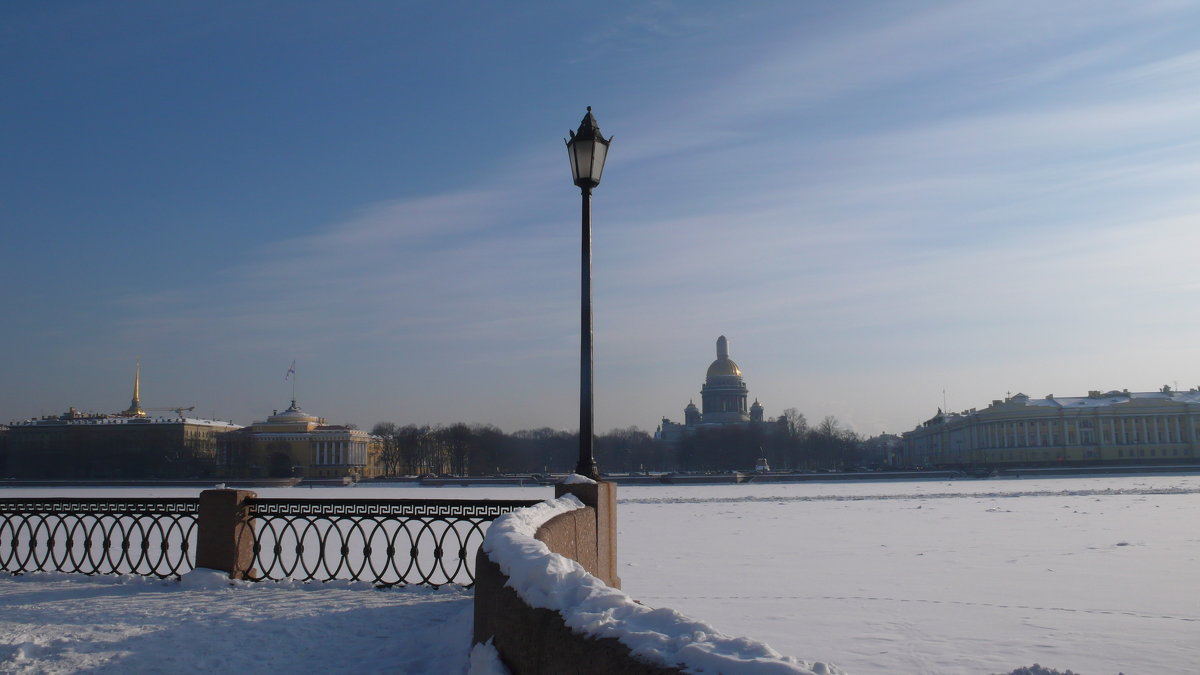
<box><xmin>1117</xmin><ymin>447</ymin><xmax>1193</xmax><ymax>458</ymax></box>
<box><xmin>914</xmin><ymin>416</ymin><xmax>1199</xmax><ymax>451</ymax></box>
<box><xmin>918</xmin><ymin>447</ymin><xmax>1195</xmax><ymax>461</ymax></box>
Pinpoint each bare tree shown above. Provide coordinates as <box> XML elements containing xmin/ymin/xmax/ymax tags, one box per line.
<box><xmin>370</xmin><ymin>422</ymin><xmax>402</xmax><ymax>476</ymax></box>
<box><xmin>780</xmin><ymin>408</ymin><xmax>808</xmax><ymax>438</ymax></box>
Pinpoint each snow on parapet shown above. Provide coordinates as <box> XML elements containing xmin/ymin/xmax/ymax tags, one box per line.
<box><xmin>558</xmin><ymin>473</ymin><xmax>597</xmax><ymax>485</ymax></box>
<box><xmin>483</xmin><ymin>496</ymin><xmax>844</xmax><ymax>675</ymax></box>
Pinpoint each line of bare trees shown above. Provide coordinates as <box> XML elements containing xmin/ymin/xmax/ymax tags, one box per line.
<box><xmin>370</xmin><ymin>408</ymin><xmax>867</xmax><ymax>476</ymax></box>
<box><xmin>368</xmin><ymin>423</ymin><xmax>667</xmax><ymax>476</ymax></box>
<box><xmin>675</xmin><ymin>409</ymin><xmax>864</xmax><ymax>472</ymax></box>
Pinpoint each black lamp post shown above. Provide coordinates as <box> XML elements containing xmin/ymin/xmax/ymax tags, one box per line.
<box><xmin>566</xmin><ymin>106</ymin><xmax>611</xmax><ymax>479</ymax></box>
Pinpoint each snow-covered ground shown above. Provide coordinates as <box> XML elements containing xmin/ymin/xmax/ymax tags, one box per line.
<box><xmin>2</xmin><ymin>474</ymin><xmax>1197</xmax><ymax>674</ymax></box>
<box><xmin>0</xmin><ymin>571</ymin><xmax>474</xmax><ymax>674</ymax></box>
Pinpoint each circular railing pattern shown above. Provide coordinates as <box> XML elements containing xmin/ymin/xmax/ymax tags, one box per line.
<box><xmin>244</xmin><ymin>499</ymin><xmax>539</xmax><ymax>587</ymax></box>
<box><xmin>1</xmin><ymin>497</ymin><xmax>538</xmax><ymax>587</ymax></box>
<box><xmin>0</xmin><ymin>499</ymin><xmax>198</xmax><ymax>578</ymax></box>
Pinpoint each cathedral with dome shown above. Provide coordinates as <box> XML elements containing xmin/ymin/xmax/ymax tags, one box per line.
<box><xmin>657</xmin><ymin>336</ymin><xmax>765</xmax><ymax>444</ymax></box>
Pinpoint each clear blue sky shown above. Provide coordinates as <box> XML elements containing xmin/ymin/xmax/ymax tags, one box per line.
<box><xmin>4</xmin><ymin>1</ymin><xmax>1200</xmax><ymax>436</ymax></box>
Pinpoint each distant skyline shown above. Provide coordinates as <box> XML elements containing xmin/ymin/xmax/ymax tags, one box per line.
<box><xmin>5</xmin><ymin>2</ymin><xmax>1200</xmax><ymax>436</ymax></box>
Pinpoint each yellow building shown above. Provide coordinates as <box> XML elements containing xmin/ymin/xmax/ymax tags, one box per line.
<box><xmin>902</xmin><ymin>388</ymin><xmax>1200</xmax><ymax>467</ymax></box>
<box><xmin>218</xmin><ymin>400</ymin><xmax>382</xmax><ymax>479</ymax></box>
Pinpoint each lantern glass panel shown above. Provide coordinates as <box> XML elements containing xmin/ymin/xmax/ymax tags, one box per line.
<box><xmin>568</xmin><ymin>144</ymin><xmax>581</xmax><ymax>182</ymax></box>
<box><xmin>589</xmin><ymin>141</ymin><xmax>607</xmax><ymax>183</ymax></box>
<box><xmin>572</xmin><ymin>142</ymin><xmax>594</xmax><ymax>184</ymax></box>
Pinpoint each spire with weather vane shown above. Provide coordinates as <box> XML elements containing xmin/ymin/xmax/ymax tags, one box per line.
<box><xmin>123</xmin><ymin>360</ymin><xmax>146</xmax><ymax>417</ymax></box>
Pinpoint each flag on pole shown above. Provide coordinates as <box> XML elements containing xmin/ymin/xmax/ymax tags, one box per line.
<box><xmin>285</xmin><ymin>360</ymin><xmax>296</xmax><ymax>381</ymax></box>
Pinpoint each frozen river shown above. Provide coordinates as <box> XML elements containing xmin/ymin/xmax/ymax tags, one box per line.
<box><xmin>616</xmin><ymin>475</ymin><xmax>1200</xmax><ymax>674</ymax></box>
<box><xmin>2</xmin><ymin>474</ymin><xmax>1197</xmax><ymax>674</ymax></box>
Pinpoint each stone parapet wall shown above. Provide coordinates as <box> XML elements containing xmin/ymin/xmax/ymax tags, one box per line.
<box><xmin>473</xmin><ymin>481</ymin><xmax>681</xmax><ymax>674</ymax></box>
<box><xmin>473</xmin><ymin>480</ymin><xmax>835</xmax><ymax>675</ymax></box>
<box><xmin>473</xmin><ymin>548</ymin><xmax>680</xmax><ymax>674</ymax></box>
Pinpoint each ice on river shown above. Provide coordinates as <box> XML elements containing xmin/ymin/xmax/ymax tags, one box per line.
<box><xmin>1</xmin><ymin>474</ymin><xmax>1197</xmax><ymax>674</ymax></box>
<box><xmin>617</xmin><ymin>475</ymin><xmax>1200</xmax><ymax>675</ymax></box>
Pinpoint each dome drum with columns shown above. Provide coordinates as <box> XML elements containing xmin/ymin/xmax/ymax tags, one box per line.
<box><xmin>701</xmin><ymin>335</ymin><xmax>751</xmax><ymax>423</ymax></box>
<box><xmin>217</xmin><ymin>399</ymin><xmax>384</xmax><ymax>480</ymax></box>
<box><xmin>657</xmin><ymin>336</ymin><xmax>765</xmax><ymax>444</ymax></box>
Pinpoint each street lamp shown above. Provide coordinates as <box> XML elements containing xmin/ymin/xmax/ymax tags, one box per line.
<box><xmin>566</xmin><ymin>106</ymin><xmax>611</xmax><ymax>479</ymax></box>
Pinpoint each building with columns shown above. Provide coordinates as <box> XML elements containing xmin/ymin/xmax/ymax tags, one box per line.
<box><xmin>657</xmin><ymin>336</ymin><xmax>766</xmax><ymax>444</ymax></box>
<box><xmin>218</xmin><ymin>399</ymin><xmax>382</xmax><ymax>479</ymax></box>
<box><xmin>901</xmin><ymin>388</ymin><xmax>1200</xmax><ymax>467</ymax></box>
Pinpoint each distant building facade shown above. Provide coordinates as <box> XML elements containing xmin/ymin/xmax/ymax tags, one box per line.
<box><xmin>902</xmin><ymin>388</ymin><xmax>1200</xmax><ymax>467</ymax></box>
<box><xmin>4</xmin><ymin>365</ymin><xmax>244</xmax><ymax>480</ymax></box>
<box><xmin>218</xmin><ymin>400</ymin><xmax>383</xmax><ymax>479</ymax></box>
<box><xmin>5</xmin><ymin>366</ymin><xmax>241</xmax><ymax>479</ymax></box>
<box><xmin>861</xmin><ymin>432</ymin><xmax>903</xmax><ymax>467</ymax></box>
<box><xmin>657</xmin><ymin>336</ymin><xmax>766</xmax><ymax>444</ymax></box>
<box><xmin>0</xmin><ymin>424</ymin><xmax>10</xmax><ymax>476</ymax></box>
<box><xmin>6</xmin><ymin>410</ymin><xmax>241</xmax><ymax>479</ymax></box>
<box><xmin>3</xmin><ymin>365</ymin><xmax>386</xmax><ymax>480</ymax></box>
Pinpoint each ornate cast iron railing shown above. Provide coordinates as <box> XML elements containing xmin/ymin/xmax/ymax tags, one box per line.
<box><xmin>1</xmin><ymin>496</ymin><xmax>542</xmax><ymax>586</ymax></box>
<box><xmin>0</xmin><ymin>498</ymin><xmax>199</xmax><ymax>578</ymax></box>
<box><xmin>242</xmin><ymin>498</ymin><xmax>540</xmax><ymax>586</ymax></box>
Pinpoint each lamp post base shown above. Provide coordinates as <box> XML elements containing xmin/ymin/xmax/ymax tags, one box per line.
<box><xmin>574</xmin><ymin>458</ymin><xmax>599</xmax><ymax>480</ymax></box>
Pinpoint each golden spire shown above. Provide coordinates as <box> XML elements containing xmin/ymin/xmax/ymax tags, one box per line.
<box><xmin>124</xmin><ymin>360</ymin><xmax>146</xmax><ymax>417</ymax></box>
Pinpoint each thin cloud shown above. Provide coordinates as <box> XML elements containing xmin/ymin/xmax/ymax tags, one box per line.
<box><xmin>83</xmin><ymin>1</ymin><xmax>1200</xmax><ymax>432</ymax></box>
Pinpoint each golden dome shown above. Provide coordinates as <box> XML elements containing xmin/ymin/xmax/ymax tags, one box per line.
<box><xmin>706</xmin><ymin>358</ymin><xmax>742</xmax><ymax>378</ymax></box>
<box><xmin>705</xmin><ymin>335</ymin><xmax>742</xmax><ymax>378</ymax></box>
